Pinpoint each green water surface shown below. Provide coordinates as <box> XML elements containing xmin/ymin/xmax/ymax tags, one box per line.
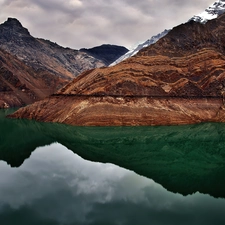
<box><xmin>1</xmin><ymin>109</ymin><xmax>225</xmax><ymax>198</ymax></box>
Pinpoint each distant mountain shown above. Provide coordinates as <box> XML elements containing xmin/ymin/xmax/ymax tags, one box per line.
<box><xmin>110</xmin><ymin>0</ymin><xmax>225</xmax><ymax>66</ymax></box>
<box><xmin>10</xmin><ymin>13</ymin><xmax>225</xmax><ymax>126</ymax></box>
<box><xmin>0</xmin><ymin>18</ymin><xmax>127</xmax><ymax>108</ymax></box>
<box><xmin>80</xmin><ymin>44</ymin><xmax>128</xmax><ymax>65</ymax></box>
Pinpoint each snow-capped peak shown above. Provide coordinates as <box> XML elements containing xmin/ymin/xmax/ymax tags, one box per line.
<box><xmin>190</xmin><ymin>0</ymin><xmax>225</xmax><ymax>23</ymax></box>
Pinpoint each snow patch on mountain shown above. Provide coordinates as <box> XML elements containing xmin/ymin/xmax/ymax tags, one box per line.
<box><xmin>110</xmin><ymin>29</ymin><xmax>169</xmax><ymax>66</ymax></box>
<box><xmin>190</xmin><ymin>0</ymin><xmax>225</xmax><ymax>23</ymax></box>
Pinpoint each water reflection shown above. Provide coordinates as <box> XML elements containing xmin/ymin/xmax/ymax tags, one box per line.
<box><xmin>0</xmin><ymin>143</ymin><xmax>225</xmax><ymax>225</ymax></box>
<box><xmin>1</xmin><ymin>109</ymin><xmax>225</xmax><ymax>198</ymax></box>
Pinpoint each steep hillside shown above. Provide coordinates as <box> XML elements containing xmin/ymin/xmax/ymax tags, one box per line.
<box><xmin>137</xmin><ymin>14</ymin><xmax>225</xmax><ymax>57</ymax></box>
<box><xmin>0</xmin><ymin>48</ymin><xmax>64</xmax><ymax>108</ymax></box>
<box><xmin>110</xmin><ymin>29</ymin><xmax>169</xmax><ymax>66</ymax></box>
<box><xmin>0</xmin><ymin>18</ymin><xmax>127</xmax><ymax>108</ymax></box>
<box><xmin>111</xmin><ymin>0</ymin><xmax>225</xmax><ymax>65</ymax></box>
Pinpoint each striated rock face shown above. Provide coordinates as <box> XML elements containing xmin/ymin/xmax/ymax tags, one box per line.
<box><xmin>58</xmin><ymin>49</ymin><xmax>225</xmax><ymax>97</ymax></box>
<box><xmin>9</xmin><ymin>13</ymin><xmax>225</xmax><ymax>126</ymax></box>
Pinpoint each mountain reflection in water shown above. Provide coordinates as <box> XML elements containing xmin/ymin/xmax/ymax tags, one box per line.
<box><xmin>1</xmin><ymin>109</ymin><xmax>225</xmax><ymax>197</ymax></box>
<box><xmin>0</xmin><ymin>143</ymin><xmax>225</xmax><ymax>225</ymax></box>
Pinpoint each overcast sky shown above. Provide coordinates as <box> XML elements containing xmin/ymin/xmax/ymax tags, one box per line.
<box><xmin>0</xmin><ymin>0</ymin><xmax>214</xmax><ymax>49</ymax></box>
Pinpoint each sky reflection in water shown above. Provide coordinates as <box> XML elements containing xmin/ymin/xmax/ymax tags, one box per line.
<box><xmin>0</xmin><ymin>143</ymin><xmax>225</xmax><ymax>225</ymax></box>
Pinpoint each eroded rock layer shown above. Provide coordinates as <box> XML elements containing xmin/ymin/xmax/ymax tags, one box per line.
<box><xmin>10</xmin><ymin>95</ymin><xmax>225</xmax><ymax>126</ymax></box>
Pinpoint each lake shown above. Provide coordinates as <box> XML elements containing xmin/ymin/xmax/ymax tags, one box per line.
<box><xmin>0</xmin><ymin>109</ymin><xmax>225</xmax><ymax>224</ymax></box>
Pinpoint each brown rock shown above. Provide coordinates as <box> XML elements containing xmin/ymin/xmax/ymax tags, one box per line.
<box><xmin>0</xmin><ymin>18</ymin><xmax>128</xmax><ymax>108</ymax></box>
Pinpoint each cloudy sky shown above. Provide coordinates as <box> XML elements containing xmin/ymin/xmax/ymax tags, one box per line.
<box><xmin>0</xmin><ymin>0</ymin><xmax>214</xmax><ymax>49</ymax></box>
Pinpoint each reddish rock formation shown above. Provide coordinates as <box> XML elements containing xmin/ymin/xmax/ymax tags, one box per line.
<box><xmin>9</xmin><ymin>13</ymin><xmax>225</xmax><ymax>126</ymax></box>
<box><xmin>10</xmin><ymin>95</ymin><xmax>225</xmax><ymax>126</ymax></box>
<box><xmin>58</xmin><ymin>49</ymin><xmax>225</xmax><ymax>97</ymax></box>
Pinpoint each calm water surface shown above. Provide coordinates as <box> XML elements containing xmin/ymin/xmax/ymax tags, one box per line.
<box><xmin>0</xmin><ymin>109</ymin><xmax>225</xmax><ymax>224</ymax></box>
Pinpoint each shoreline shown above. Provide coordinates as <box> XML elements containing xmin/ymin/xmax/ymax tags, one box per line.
<box><xmin>8</xmin><ymin>96</ymin><xmax>225</xmax><ymax>126</ymax></box>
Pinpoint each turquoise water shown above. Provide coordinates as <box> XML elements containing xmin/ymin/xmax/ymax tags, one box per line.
<box><xmin>1</xmin><ymin>109</ymin><xmax>225</xmax><ymax>224</ymax></box>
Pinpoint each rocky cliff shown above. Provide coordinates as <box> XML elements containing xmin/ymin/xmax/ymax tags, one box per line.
<box><xmin>9</xmin><ymin>13</ymin><xmax>225</xmax><ymax>126</ymax></box>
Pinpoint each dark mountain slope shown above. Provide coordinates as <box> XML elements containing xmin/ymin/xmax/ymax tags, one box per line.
<box><xmin>138</xmin><ymin>13</ymin><xmax>225</xmax><ymax>57</ymax></box>
<box><xmin>80</xmin><ymin>44</ymin><xmax>128</xmax><ymax>65</ymax></box>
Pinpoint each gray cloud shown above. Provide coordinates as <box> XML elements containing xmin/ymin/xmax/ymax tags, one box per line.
<box><xmin>0</xmin><ymin>0</ymin><xmax>214</xmax><ymax>49</ymax></box>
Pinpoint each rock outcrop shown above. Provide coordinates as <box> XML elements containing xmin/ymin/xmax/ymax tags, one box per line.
<box><xmin>9</xmin><ymin>13</ymin><xmax>225</xmax><ymax>126</ymax></box>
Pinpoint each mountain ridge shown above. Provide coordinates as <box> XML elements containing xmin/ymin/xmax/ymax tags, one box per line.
<box><xmin>0</xmin><ymin>18</ymin><xmax>105</xmax><ymax>79</ymax></box>
<box><xmin>110</xmin><ymin>29</ymin><xmax>169</xmax><ymax>66</ymax></box>
<box><xmin>9</xmin><ymin>12</ymin><xmax>225</xmax><ymax>125</ymax></box>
